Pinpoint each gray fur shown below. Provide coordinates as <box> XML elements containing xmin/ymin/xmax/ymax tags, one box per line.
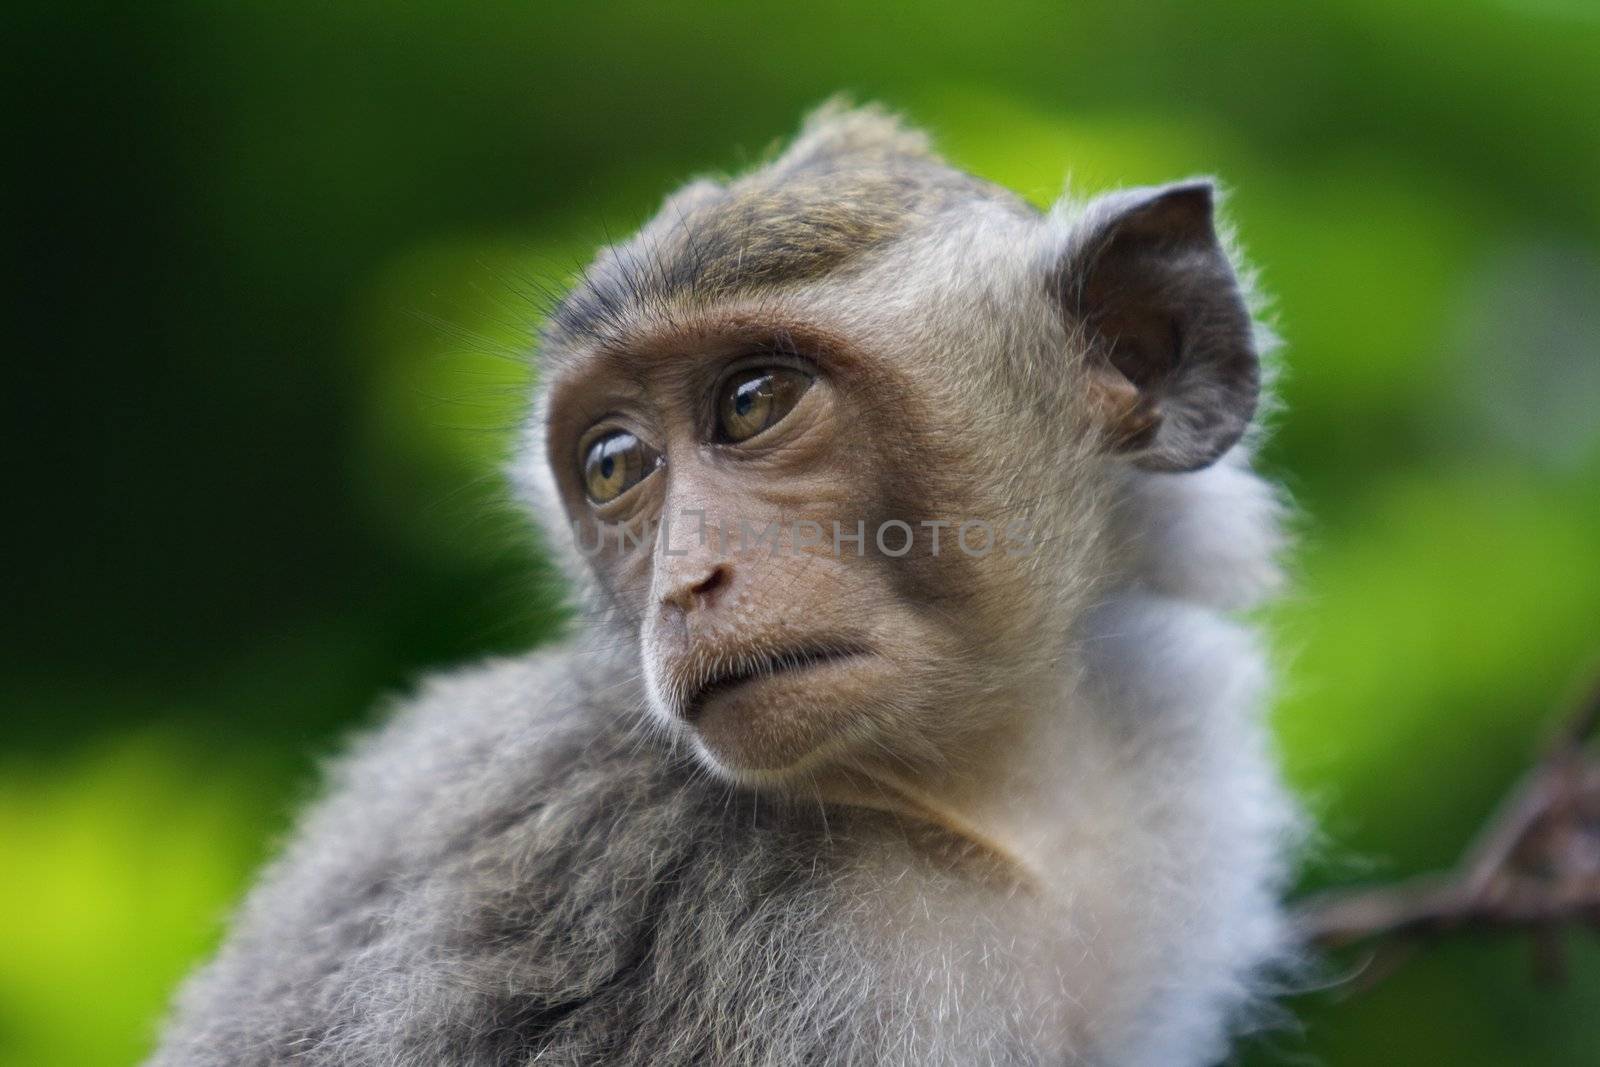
<box><xmin>549</xmin><ymin>101</ymin><xmax>1031</xmax><ymax>351</ymax></box>
<box><xmin>151</xmin><ymin>651</ymin><xmax>1031</xmax><ymax>1064</ymax></box>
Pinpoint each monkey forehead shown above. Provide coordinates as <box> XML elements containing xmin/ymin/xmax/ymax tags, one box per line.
<box><xmin>546</xmin><ymin>115</ymin><xmax>1034</xmax><ymax>353</ymax></box>
<box><xmin>547</xmin><ymin>177</ymin><xmax>1026</xmax><ymax>351</ymax></box>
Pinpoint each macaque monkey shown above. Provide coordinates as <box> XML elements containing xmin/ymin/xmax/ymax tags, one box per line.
<box><xmin>152</xmin><ymin>103</ymin><xmax>1298</xmax><ymax>1066</ymax></box>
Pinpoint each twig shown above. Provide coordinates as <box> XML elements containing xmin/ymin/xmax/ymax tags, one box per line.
<box><xmin>1293</xmin><ymin>661</ymin><xmax>1600</xmax><ymax>984</ymax></box>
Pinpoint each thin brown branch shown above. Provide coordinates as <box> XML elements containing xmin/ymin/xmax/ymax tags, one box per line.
<box><xmin>1293</xmin><ymin>659</ymin><xmax>1600</xmax><ymax>979</ymax></box>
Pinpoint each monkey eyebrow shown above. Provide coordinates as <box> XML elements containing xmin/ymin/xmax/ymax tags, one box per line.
<box><xmin>548</xmin><ymin>202</ymin><xmax>909</xmax><ymax>349</ymax></box>
<box><xmin>547</xmin><ymin>257</ymin><xmax>849</xmax><ymax>357</ymax></box>
<box><xmin>540</xmin><ymin>312</ymin><xmax>864</xmax><ymax>393</ymax></box>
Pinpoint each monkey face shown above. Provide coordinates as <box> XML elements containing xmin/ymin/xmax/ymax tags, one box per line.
<box><xmin>542</xmin><ymin>313</ymin><xmax>1050</xmax><ymax>785</ymax></box>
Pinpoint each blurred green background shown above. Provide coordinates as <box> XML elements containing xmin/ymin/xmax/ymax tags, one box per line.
<box><xmin>6</xmin><ymin>1</ymin><xmax>1599</xmax><ymax>1063</ymax></box>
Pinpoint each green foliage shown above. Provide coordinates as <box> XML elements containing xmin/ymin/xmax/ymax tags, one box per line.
<box><xmin>0</xmin><ymin>740</ymin><xmax>280</xmax><ymax>1066</ymax></box>
<box><xmin>6</xmin><ymin>2</ymin><xmax>1598</xmax><ymax>1063</ymax></box>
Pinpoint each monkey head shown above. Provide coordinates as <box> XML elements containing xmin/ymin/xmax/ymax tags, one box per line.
<box><xmin>520</xmin><ymin>104</ymin><xmax>1260</xmax><ymax>788</ymax></box>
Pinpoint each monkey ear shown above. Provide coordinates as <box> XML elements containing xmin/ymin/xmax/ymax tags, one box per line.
<box><xmin>1055</xmin><ymin>181</ymin><xmax>1259</xmax><ymax>472</ymax></box>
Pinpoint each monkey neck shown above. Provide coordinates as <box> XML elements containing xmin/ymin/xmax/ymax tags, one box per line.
<box><xmin>813</xmin><ymin>768</ymin><xmax>1031</xmax><ymax>884</ymax></box>
<box><xmin>816</xmin><ymin>680</ymin><xmax>1080</xmax><ymax>894</ymax></box>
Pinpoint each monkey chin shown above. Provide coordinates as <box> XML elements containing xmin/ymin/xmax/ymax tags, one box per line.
<box><xmin>681</xmin><ymin>655</ymin><xmax>885</xmax><ymax>787</ymax></box>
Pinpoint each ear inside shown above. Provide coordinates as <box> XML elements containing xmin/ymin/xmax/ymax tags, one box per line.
<box><xmin>1057</xmin><ymin>181</ymin><xmax>1259</xmax><ymax>472</ymax></box>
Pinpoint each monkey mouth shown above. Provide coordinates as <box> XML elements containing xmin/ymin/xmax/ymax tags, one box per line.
<box><xmin>679</xmin><ymin>643</ymin><xmax>870</xmax><ymax>723</ymax></box>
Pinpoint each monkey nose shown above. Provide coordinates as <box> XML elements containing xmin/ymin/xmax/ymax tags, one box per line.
<box><xmin>659</xmin><ymin>563</ymin><xmax>733</xmax><ymax>617</ymax></box>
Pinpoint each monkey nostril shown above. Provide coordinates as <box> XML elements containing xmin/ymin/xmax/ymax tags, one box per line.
<box><xmin>688</xmin><ymin>563</ymin><xmax>736</xmax><ymax>614</ymax></box>
<box><xmin>663</xmin><ymin>564</ymin><xmax>733</xmax><ymax>615</ymax></box>
<box><xmin>694</xmin><ymin>566</ymin><xmax>732</xmax><ymax>601</ymax></box>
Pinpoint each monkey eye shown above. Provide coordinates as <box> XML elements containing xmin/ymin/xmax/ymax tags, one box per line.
<box><xmin>581</xmin><ymin>430</ymin><xmax>661</xmax><ymax>505</ymax></box>
<box><xmin>715</xmin><ymin>367</ymin><xmax>812</xmax><ymax>444</ymax></box>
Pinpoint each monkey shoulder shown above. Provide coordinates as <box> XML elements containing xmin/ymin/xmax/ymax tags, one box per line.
<box><xmin>152</xmin><ymin>646</ymin><xmax>919</xmax><ymax>1065</ymax></box>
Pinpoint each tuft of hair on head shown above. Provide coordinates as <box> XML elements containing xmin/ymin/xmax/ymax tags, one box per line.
<box><xmin>766</xmin><ymin>97</ymin><xmax>940</xmax><ymax>176</ymax></box>
<box><xmin>540</xmin><ymin>100</ymin><xmax>1023</xmax><ymax>355</ymax></box>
